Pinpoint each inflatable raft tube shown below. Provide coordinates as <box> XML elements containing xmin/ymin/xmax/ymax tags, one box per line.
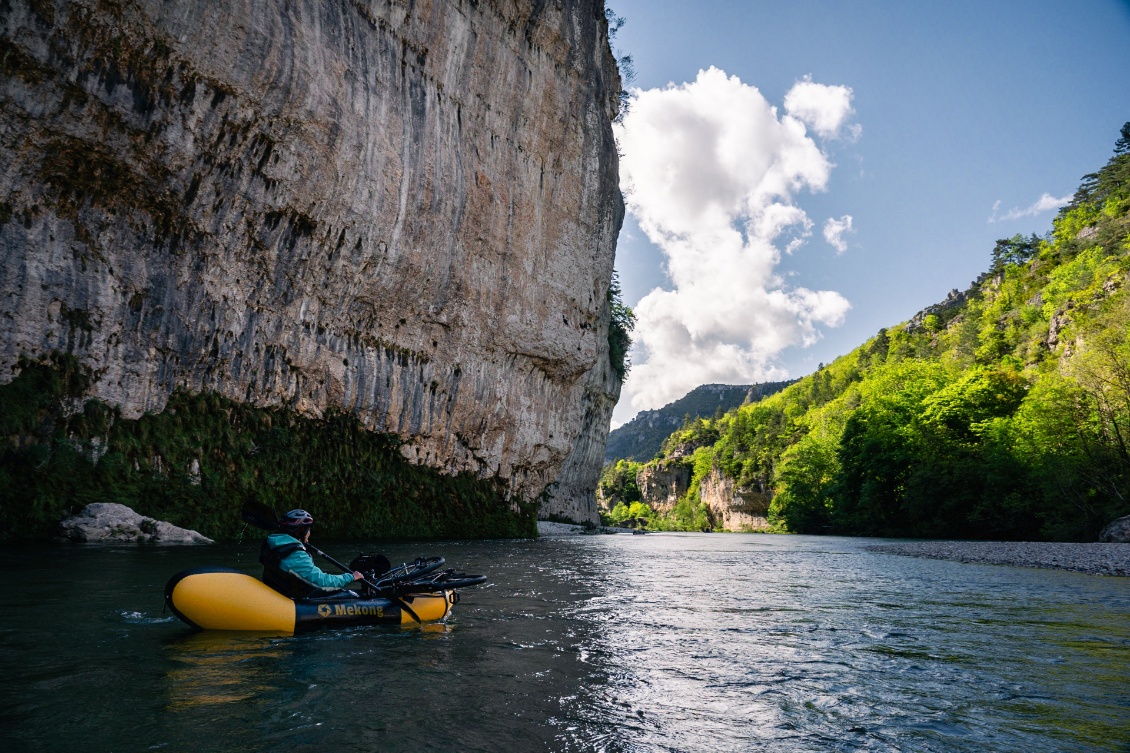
<box><xmin>165</xmin><ymin>568</ymin><xmax>453</xmax><ymax>633</ymax></box>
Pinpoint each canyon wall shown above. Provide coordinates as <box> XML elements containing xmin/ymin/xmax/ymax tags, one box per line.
<box><xmin>637</xmin><ymin>461</ymin><xmax>690</xmax><ymax>515</ymax></box>
<box><xmin>698</xmin><ymin>469</ymin><xmax>772</xmax><ymax>532</ymax></box>
<box><xmin>0</xmin><ymin>0</ymin><xmax>623</xmax><ymax>524</ymax></box>
<box><xmin>636</xmin><ymin>462</ymin><xmax>772</xmax><ymax>530</ymax></box>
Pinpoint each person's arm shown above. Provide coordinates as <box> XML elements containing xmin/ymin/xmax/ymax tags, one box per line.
<box><xmin>281</xmin><ymin>549</ymin><xmax>360</xmax><ymax>590</ymax></box>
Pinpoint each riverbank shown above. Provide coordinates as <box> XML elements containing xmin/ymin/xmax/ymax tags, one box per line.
<box><xmin>867</xmin><ymin>540</ymin><xmax>1130</xmax><ymax>576</ymax></box>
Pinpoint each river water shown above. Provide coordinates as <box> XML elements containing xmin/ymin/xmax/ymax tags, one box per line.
<box><xmin>1</xmin><ymin>533</ymin><xmax>1128</xmax><ymax>752</ymax></box>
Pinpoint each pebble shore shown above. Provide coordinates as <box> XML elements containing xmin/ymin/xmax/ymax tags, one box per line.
<box><xmin>536</xmin><ymin>521</ymin><xmax>634</xmax><ymax>536</ymax></box>
<box><xmin>866</xmin><ymin>540</ymin><xmax>1130</xmax><ymax>576</ymax></box>
<box><xmin>538</xmin><ymin>523</ymin><xmax>1130</xmax><ymax>576</ymax></box>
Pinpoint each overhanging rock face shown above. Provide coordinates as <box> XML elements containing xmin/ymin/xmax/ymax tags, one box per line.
<box><xmin>0</xmin><ymin>0</ymin><xmax>623</xmax><ymax>523</ymax></box>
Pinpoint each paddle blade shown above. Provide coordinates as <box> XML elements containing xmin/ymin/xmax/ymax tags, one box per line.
<box><xmin>241</xmin><ymin>500</ymin><xmax>281</xmax><ymax>531</ymax></box>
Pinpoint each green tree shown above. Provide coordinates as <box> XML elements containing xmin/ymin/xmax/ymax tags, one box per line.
<box><xmin>770</xmin><ymin>434</ymin><xmax>836</xmax><ymax>532</ymax></box>
<box><xmin>830</xmin><ymin>407</ymin><xmax>920</xmax><ymax>535</ymax></box>
<box><xmin>598</xmin><ymin>459</ymin><xmax>643</xmax><ymax>506</ymax></box>
<box><xmin>607</xmin><ymin>272</ymin><xmax>636</xmax><ymax>381</ymax></box>
<box><xmin>1115</xmin><ymin>121</ymin><xmax>1130</xmax><ymax>155</ymax></box>
<box><xmin>920</xmin><ymin>364</ymin><xmax>1029</xmax><ymax>442</ymax></box>
<box><xmin>990</xmin><ymin>233</ymin><xmax>1042</xmax><ymax>274</ymax></box>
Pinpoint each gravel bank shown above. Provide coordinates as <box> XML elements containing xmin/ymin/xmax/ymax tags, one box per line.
<box><xmin>536</xmin><ymin>521</ymin><xmax>588</xmax><ymax>536</ymax></box>
<box><xmin>536</xmin><ymin>521</ymin><xmax>635</xmax><ymax>537</ymax></box>
<box><xmin>866</xmin><ymin>541</ymin><xmax>1130</xmax><ymax>576</ymax></box>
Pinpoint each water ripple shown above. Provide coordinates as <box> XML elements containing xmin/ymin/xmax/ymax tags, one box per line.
<box><xmin>1</xmin><ymin>536</ymin><xmax>1128</xmax><ymax>752</ymax></box>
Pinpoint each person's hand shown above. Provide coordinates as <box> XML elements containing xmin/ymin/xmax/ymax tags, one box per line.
<box><xmin>352</xmin><ymin>571</ymin><xmax>364</xmax><ymax>581</ymax></box>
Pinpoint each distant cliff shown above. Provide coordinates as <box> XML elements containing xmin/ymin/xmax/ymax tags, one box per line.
<box><xmin>605</xmin><ymin>382</ymin><xmax>792</xmax><ymax>464</ymax></box>
<box><xmin>0</xmin><ymin>0</ymin><xmax>623</xmax><ymax>528</ymax></box>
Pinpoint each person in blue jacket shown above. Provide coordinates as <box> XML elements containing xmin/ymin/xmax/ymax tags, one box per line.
<box><xmin>259</xmin><ymin>509</ymin><xmax>363</xmax><ymax>599</ymax></box>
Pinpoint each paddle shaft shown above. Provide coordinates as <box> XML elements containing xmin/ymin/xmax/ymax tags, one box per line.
<box><xmin>304</xmin><ymin>544</ymin><xmax>422</xmax><ymax>622</ymax></box>
<box><xmin>304</xmin><ymin>542</ymin><xmax>356</xmax><ymax>577</ymax></box>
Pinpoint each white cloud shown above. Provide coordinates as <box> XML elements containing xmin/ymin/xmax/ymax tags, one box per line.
<box><xmin>823</xmin><ymin>215</ymin><xmax>854</xmax><ymax>254</ymax></box>
<box><xmin>989</xmin><ymin>192</ymin><xmax>1072</xmax><ymax>223</ymax></box>
<box><xmin>758</xmin><ymin>203</ymin><xmax>813</xmax><ymax>255</ymax></box>
<box><xmin>612</xmin><ymin>67</ymin><xmax>855</xmax><ymax>423</ymax></box>
<box><xmin>783</xmin><ymin>75</ymin><xmax>860</xmax><ymax>140</ymax></box>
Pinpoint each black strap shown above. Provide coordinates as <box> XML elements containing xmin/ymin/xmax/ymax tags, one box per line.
<box><xmin>260</xmin><ymin>539</ymin><xmax>314</xmax><ymax>599</ymax></box>
<box><xmin>259</xmin><ymin>539</ymin><xmax>304</xmax><ymax>568</ymax></box>
<box><xmin>397</xmin><ymin>597</ymin><xmax>422</xmax><ymax>624</ymax></box>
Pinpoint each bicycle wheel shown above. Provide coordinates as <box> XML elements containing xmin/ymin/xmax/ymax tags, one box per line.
<box><xmin>370</xmin><ymin>556</ymin><xmax>446</xmax><ymax>587</ymax></box>
<box><xmin>392</xmin><ymin>571</ymin><xmax>488</xmax><ymax>594</ymax></box>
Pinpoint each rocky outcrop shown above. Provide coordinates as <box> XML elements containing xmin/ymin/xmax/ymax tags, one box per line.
<box><xmin>1100</xmin><ymin>515</ymin><xmax>1130</xmax><ymax>543</ymax></box>
<box><xmin>59</xmin><ymin>503</ymin><xmax>213</xmax><ymax>544</ymax></box>
<box><xmin>904</xmin><ymin>286</ymin><xmax>976</xmax><ymax>334</ymax></box>
<box><xmin>0</xmin><ymin>0</ymin><xmax>623</xmax><ymax>524</ymax></box>
<box><xmin>1047</xmin><ymin>303</ymin><xmax>1073</xmax><ymax>349</ymax></box>
<box><xmin>595</xmin><ymin>483</ymin><xmax>616</xmax><ymax>512</ymax></box>
<box><xmin>541</xmin><ymin>357</ymin><xmax>622</xmax><ymax>523</ymax></box>
<box><xmin>637</xmin><ymin>461</ymin><xmax>690</xmax><ymax>514</ymax></box>
<box><xmin>698</xmin><ymin>468</ymin><xmax>772</xmax><ymax>531</ymax></box>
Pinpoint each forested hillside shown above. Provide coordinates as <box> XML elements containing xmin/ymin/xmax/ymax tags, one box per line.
<box><xmin>604</xmin><ymin>382</ymin><xmax>793</xmax><ymax>463</ymax></box>
<box><xmin>604</xmin><ymin>124</ymin><xmax>1130</xmax><ymax>541</ymax></box>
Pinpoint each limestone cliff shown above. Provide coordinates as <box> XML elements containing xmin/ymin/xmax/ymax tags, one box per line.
<box><xmin>698</xmin><ymin>468</ymin><xmax>771</xmax><ymax>532</ymax></box>
<box><xmin>0</xmin><ymin>0</ymin><xmax>623</xmax><ymax>524</ymax></box>
<box><xmin>635</xmin><ymin>462</ymin><xmax>771</xmax><ymax>530</ymax></box>
<box><xmin>636</xmin><ymin>461</ymin><xmax>689</xmax><ymax>514</ymax></box>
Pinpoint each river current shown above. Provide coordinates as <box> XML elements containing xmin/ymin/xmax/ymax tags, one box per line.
<box><xmin>1</xmin><ymin>533</ymin><xmax>1127</xmax><ymax>752</ymax></box>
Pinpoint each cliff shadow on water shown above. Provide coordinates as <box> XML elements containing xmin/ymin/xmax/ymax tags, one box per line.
<box><xmin>0</xmin><ymin>355</ymin><xmax>537</xmax><ymax>543</ymax></box>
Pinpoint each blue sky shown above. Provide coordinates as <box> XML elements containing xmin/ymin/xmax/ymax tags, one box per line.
<box><xmin>607</xmin><ymin>0</ymin><xmax>1130</xmax><ymax>426</ymax></box>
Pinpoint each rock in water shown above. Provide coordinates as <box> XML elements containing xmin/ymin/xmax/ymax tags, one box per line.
<box><xmin>59</xmin><ymin>503</ymin><xmax>214</xmax><ymax>544</ymax></box>
<box><xmin>0</xmin><ymin>1</ymin><xmax>623</xmax><ymax>525</ymax></box>
<box><xmin>1100</xmin><ymin>515</ymin><xmax>1130</xmax><ymax>543</ymax></box>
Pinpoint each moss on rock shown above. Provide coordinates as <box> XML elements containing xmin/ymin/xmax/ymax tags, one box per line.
<box><xmin>0</xmin><ymin>354</ymin><xmax>536</xmax><ymax>542</ymax></box>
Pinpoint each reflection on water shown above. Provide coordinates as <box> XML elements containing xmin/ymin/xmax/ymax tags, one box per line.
<box><xmin>165</xmin><ymin>632</ymin><xmax>288</xmax><ymax>709</ymax></box>
<box><xmin>163</xmin><ymin>621</ymin><xmax>458</xmax><ymax>712</ymax></box>
<box><xmin>0</xmin><ymin>535</ymin><xmax>1127</xmax><ymax>752</ymax></box>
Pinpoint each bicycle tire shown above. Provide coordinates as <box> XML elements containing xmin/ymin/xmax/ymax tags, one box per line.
<box><xmin>369</xmin><ymin>556</ymin><xmax>446</xmax><ymax>587</ymax></box>
<box><xmin>367</xmin><ymin>571</ymin><xmax>487</xmax><ymax>597</ymax></box>
<box><xmin>396</xmin><ymin>573</ymin><xmax>488</xmax><ymax>594</ymax></box>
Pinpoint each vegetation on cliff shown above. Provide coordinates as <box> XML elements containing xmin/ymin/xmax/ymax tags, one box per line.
<box><xmin>607</xmin><ymin>272</ymin><xmax>636</xmax><ymax>381</ymax></box>
<box><xmin>601</xmin><ymin>123</ymin><xmax>1130</xmax><ymax>541</ymax></box>
<box><xmin>0</xmin><ymin>355</ymin><xmax>536</xmax><ymax>543</ymax></box>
